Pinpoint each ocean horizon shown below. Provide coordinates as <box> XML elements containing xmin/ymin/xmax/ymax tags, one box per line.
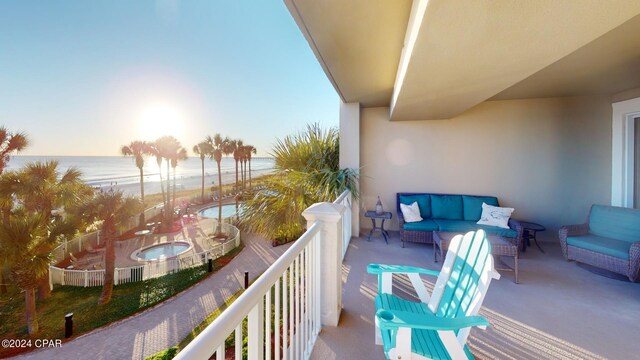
<box><xmin>5</xmin><ymin>156</ymin><xmax>275</xmax><ymax>194</ymax></box>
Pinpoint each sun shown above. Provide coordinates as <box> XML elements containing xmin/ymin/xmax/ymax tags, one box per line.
<box><xmin>137</xmin><ymin>102</ymin><xmax>186</xmax><ymax>140</ymax></box>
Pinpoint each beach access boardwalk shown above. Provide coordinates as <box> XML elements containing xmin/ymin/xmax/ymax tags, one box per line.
<box><xmin>16</xmin><ymin>233</ymin><xmax>291</xmax><ymax>360</ymax></box>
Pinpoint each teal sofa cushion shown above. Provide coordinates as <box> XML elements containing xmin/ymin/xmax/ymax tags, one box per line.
<box><xmin>433</xmin><ymin>219</ymin><xmax>477</xmax><ymax>233</ymax></box>
<box><xmin>403</xmin><ymin>219</ymin><xmax>439</xmax><ymax>232</ymax></box>
<box><xmin>567</xmin><ymin>234</ymin><xmax>631</xmax><ymax>260</ymax></box>
<box><xmin>477</xmin><ymin>224</ymin><xmax>517</xmax><ymax>238</ymax></box>
<box><xmin>431</xmin><ymin>195</ymin><xmax>463</xmax><ymax>220</ymax></box>
<box><xmin>432</xmin><ymin>219</ymin><xmax>517</xmax><ymax>238</ymax></box>
<box><xmin>399</xmin><ymin>195</ymin><xmax>431</xmax><ymax>219</ymax></box>
<box><xmin>589</xmin><ymin>205</ymin><xmax>640</xmax><ymax>243</ymax></box>
<box><xmin>462</xmin><ymin>196</ymin><xmax>499</xmax><ymax>221</ymax></box>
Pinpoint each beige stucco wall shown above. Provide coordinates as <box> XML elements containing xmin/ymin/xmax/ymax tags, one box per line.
<box><xmin>359</xmin><ymin>96</ymin><xmax>612</xmax><ymax>235</ymax></box>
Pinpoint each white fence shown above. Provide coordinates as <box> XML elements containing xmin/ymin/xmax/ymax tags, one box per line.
<box><xmin>49</xmin><ymin>222</ymin><xmax>240</xmax><ymax>288</ymax></box>
<box><xmin>176</xmin><ymin>190</ymin><xmax>352</xmax><ymax>360</ymax></box>
<box><xmin>333</xmin><ymin>190</ymin><xmax>352</xmax><ymax>260</ymax></box>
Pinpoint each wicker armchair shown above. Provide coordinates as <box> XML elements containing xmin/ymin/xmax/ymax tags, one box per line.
<box><xmin>559</xmin><ymin>205</ymin><xmax>640</xmax><ymax>282</ymax></box>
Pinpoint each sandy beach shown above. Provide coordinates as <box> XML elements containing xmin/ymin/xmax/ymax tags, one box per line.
<box><xmin>106</xmin><ymin>168</ymin><xmax>274</xmax><ymax>198</ymax></box>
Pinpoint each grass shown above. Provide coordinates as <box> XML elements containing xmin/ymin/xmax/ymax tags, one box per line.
<box><xmin>0</xmin><ymin>245</ymin><xmax>243</xmax><ymax>358</ymax></box>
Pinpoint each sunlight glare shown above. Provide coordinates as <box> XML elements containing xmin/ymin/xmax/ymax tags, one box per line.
<box><xmin>138</xmin><ymin>102</ymin><xmax>186</xmax><ymax>140</ymax></box>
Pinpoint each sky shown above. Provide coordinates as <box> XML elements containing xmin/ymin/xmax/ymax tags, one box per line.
<box><xmin>0</xmin><ymin>1</ymin><xmax>339</xmax><ymax>156</ymax></box>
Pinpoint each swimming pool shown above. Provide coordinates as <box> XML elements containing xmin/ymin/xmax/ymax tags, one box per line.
<box><xmin>131</xmin><ymin>241</ymin><xmax>192</xmax><ymax>261</ymax></box>
<box><xmin>199</xmin><ymin>204</ymin><xmax>241</xmax><ymax>219</ymax></box>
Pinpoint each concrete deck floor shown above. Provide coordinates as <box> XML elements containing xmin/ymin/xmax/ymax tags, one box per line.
<box><xmin>311</xmin><ymin>233</ymin><xmax>640</xmax><ymax>360</ymax></box>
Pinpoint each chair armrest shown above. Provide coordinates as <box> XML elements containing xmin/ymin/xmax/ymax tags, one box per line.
<box><xmin>508</xmin><ymin>218</ymin><xmax>524</xmax><ymax>249</ymax></box>
<box><xmin>367</xmin><ymin>264</ymin><xmax>440</xmax><ymax>277</ymax></box>
<box><xmin>630</xmin><ymin>242</ymin><xmax>640</xmax><ymax>282</ymax></box>
<box><xmin>376</xmin><ymin>309</ymin><xmax>490</xmax><ymax>331</ymax></box>
<box><xmin>558</xmin><ymin>223</ymin><xmax>589</xmax><ymax>258</ymax></box>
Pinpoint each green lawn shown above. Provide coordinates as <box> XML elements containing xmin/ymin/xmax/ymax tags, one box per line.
<box><xmin>0</xmin><ymin>245</ymin><xmax>243</xmax><ymax>358</ymax></box>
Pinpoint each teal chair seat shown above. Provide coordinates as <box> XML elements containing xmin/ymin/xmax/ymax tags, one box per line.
<box><xmin>433</xmin><ymin>219</ymin><xmax>517</xmax><ymax>238</ymax></box>
<box><xmin>376</xmin><ymin>293</ymin><xmax>474</xmax><ymax>359</ymax></box>
<box><xmin>566</xmin><ymin>234</ymin><xmax>631</xmax><ymax>260</ymax></box>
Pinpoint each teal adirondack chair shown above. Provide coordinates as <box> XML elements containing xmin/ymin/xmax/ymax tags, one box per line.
<box><xmin>368</xmin><ymin>230</ymin><xmax>500</xmax><ymax>360</ymax></box>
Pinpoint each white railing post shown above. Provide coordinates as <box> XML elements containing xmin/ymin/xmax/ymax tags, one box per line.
<box><xmin>302</xmin><ymin>202</ymin><xmax>345</xmax><ymax>327</ymax></box>
<box><xmin>49</xmin><ymin>266</ymin><xmax>53</xmax><ymax>290</ymax></box>
<box><xmin>247</xmin><ymin>301</ymin><xmax>264</xmax><ymax>360</ymax></box>
<box><xmin>84</xmin><ymin>270</ymin><xmax>88</xmax><ymax>287</ymax></box>
<box><xmin>114</xmin><ymin>268</ymin><xmax>119</xmax><ymax>286</ymax></box>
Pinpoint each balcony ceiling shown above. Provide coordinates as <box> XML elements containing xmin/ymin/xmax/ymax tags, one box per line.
<box><xmin>286</xmin><ymin>0</ymin><xmax>640</xmax><ymax>121</ymax></box>
<box><xmin>284</xmin><ymin>0</ymin><xmax>413</xmax><ymax>107</ymax></box>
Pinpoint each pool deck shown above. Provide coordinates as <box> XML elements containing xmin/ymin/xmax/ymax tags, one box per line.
<box><xmin>73</xmin><ymin>199</ymin><xmax>242</xmax><ymax>269</ymax></box>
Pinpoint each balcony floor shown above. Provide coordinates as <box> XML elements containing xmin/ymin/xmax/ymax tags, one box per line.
<box><xmin>311</xmin><ymin>233</ymin><xmax>640</xmax><ymax>359</ymax></box>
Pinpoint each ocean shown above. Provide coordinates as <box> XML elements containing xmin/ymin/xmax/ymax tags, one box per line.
<box><xmin>5</xmin><ymin>156</ymin><xmax>275</xmax><ymax>196</ymax></box>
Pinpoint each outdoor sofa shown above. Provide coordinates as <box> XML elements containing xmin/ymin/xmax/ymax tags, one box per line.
<box><xmin>396</xmin><ymin>192</ymin><xmax>523</xmax><ymax>248</ymax></box>
<box><xmin>559</xmin><ymin>204</ymin><xmax>640</xmax><ymax>281</ymax></box>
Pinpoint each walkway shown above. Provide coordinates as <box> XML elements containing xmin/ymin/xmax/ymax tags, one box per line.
<box><xmin>17</xmin><ymin>233</ymin><xmax>290</xmax><ymax>360</ymax></box>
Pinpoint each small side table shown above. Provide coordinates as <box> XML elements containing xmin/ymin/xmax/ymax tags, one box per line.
<box><xmin>364</xmin><ymin>211</ymin><xmax>392</xmax><ymax>244</ymax></box>
<box><xmin>520</xmin><ymin>221</ymin><xmax>546</xmax><ymax>253</ymax></box>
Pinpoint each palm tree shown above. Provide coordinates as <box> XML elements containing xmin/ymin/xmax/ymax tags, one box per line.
<box><xmin>148</xmin><ymin>143</ymin><xmax>167</xmax><ymax>209</ymax></box>
<box><xmin>231</xmin><ymin>139</ymin><xmax>242</xmax><ymax>211</ymax></box>
<box><xmin>0</xmin><ymin>172</ymin><xmax>19</xmax><ymax>294</ymax></box>
<box><xmin>120</xmin><ymin>141</ymin><xmax>151</xmax><ymax>205</ymax></box>
<box><xmin>14</xmin><ymin>161</ymin><xmax>93</xmax><ymax>299</ymax></box>
<box><xmin>241</xmin><ymin>124</ymin><xmax>358</xmax><ymax>244</ymax></box>
<box><xmin>206</xmin><ymin>134</ymin><xmax>230</xmax><ymax>236</ymax></box>
<box><xmin>245</xmin><ymin>144</ymin><xmax>257</xmax><ymax>188</ymax></box>
<box><xmin>0</xmin><ymin>214</ymin><xmax>76</xmax><ymax>334</ymax></box>
<box><xmin>75</xmin><ymin>190</ymin><xmax>141</xmax><ymax>304</ymax></box>
<box><xmin>0</xmin><ymin>127</ymin><xmax>28</xmax><ymax>174</ymax></box>
<box><xmin>154</xmin><ymin>136</ymin><xmax>182</xmax><ymax>223</ymax></box>
<box><xmin>193</xmin><ymin>141</ymin><xmax>213</xmax><ymax>203</ymax></box>
<box><xmin>170</xmin><ymin>147</ymin><xmax>188</xmax><ymax>211</ymax></box>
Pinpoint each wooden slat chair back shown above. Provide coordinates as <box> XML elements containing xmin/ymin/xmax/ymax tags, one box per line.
<box><xmin>368</xmin><ymin>230</ymin><xmax>500</xmax><ymax>359</ymax></box>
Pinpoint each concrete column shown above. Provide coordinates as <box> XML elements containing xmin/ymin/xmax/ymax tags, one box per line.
<box><xmin>339</xmin><ymin>102</ymin><xmax>360</xmax><ymax>236</ymax></box>
<box><xmin>302</xmin><ymin>202</ymin><xmax>345</xmax><ymax>326</ymax></box>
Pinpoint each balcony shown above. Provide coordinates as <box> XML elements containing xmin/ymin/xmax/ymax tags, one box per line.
<box><xmin>180</xmin><ymin>190</ymin><xmax>640</xmax><ymax>359</ymax></box>
<box><xmin>312</xmin><ymin>233</ymin><xmax>640</xmax><ymax>359</ymax></box>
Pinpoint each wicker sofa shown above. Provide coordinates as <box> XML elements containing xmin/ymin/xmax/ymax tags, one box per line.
<box><xmin>396</xmin><ymin>192</ymin><xmax>523</xmax><ymax>248</ymax></box>
<box><xmin>559</xmin><ymin>204</ymin><xmax>640</xmax><ymax>281</ymax></box>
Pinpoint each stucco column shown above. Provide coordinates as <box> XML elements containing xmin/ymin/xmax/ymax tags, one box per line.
<box><xmin>340</xmin><ymin>102</ymin><xmax>361</xmax><ymax>236</ymax></box>
<box><xmin>302</xmin><ymin>202</ymin><xmax>345</xmax><ymax>326</ymax></box>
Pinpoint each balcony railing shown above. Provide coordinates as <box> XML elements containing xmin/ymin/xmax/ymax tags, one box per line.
<box><xmin>177</xmin><ymin>190</ymin><xmax>352</xmax><ymax>360</ymax></box>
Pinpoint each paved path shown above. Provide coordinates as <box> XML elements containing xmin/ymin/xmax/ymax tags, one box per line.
<box><xmin>16</xmin><ymin>233</ymin><xmax>290</xmax><ymax>360</ymax></box>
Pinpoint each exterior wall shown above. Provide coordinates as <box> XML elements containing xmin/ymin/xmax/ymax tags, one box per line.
<box><xmin>339</xmin><ymin>102</ymin><xmax>361</xmax><ymax>235</ymax></box>
<box><xmin>359</xmin><ymin>96</ymin><xmax>612</xmax><ymax>235</ymax></box>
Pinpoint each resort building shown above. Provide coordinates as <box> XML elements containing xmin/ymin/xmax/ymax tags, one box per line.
<box><xmin>181</xmin><ymin>1</ymin><xmax>640</xmax><ymax>359</ymax></box>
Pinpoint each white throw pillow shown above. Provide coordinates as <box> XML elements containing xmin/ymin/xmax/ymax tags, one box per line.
<box><xmin>400</xmin><ymin>202</ymin><xmax>423</xmax><ymax>223</ymax></box>
<box><xmin>477</xmin><ymin>202</ymin><xmax>514</xmax><ymax>229</ymax></box>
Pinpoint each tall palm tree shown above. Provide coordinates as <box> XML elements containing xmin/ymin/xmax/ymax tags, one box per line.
<box><xmin>193</xmin><ymin>141</ymin><xmax>213</xmax><ymax>203</ymax></box>
<box><xmin>120</xmin><ymin>141</ymin><xmax>151</xmax><ymax>205</ymax></box>
<box><xmin>206</xmin><ymin>134</ymin><xmax>230</xmax><ymax>236</ymax></box>
<box><xmin>154</xmin><ymin>136</ymin><xmax>182</xmax><ymax>223</ymax></box>
<box><xmin>170</xmin><ymin>147</ymin><xmax>188</xmax><ymax>211</ymax></box>
<box><xmin>245</xmin><ymin>144</ymin><xmax>257</xmax><ymax>188</ymax></box>
<box><xmin>0</xmin><ymin>127</ymin><xmax>28</xmax><ymax>174</ymax></box>
<box><xmin>14</xmin><ymin>161</ymin><xmax>93</xmax><ymax>299</ymax></box>
<box><xmin>241</xmin><ymin>124</ymin><xmax>358</xmax><ymax>244</ymax></box>
<box><xmin>148</xmin><ymin>143</ymin><xmax>167</xmax><ymax>209</ymax></box>
<box><xmin>75</xmin><ymin>190</ymin><xmax>141</xmax><ymax>305</ymax></box>
<box><xmin>231</xmin><ymin>139</ymin><xmax>242</xmax><ymax>211</ymax></box>
<box><xmin>0</xmin><ymin>214</ymin><xmax>76</xmax><ymax>334</ymax></box>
